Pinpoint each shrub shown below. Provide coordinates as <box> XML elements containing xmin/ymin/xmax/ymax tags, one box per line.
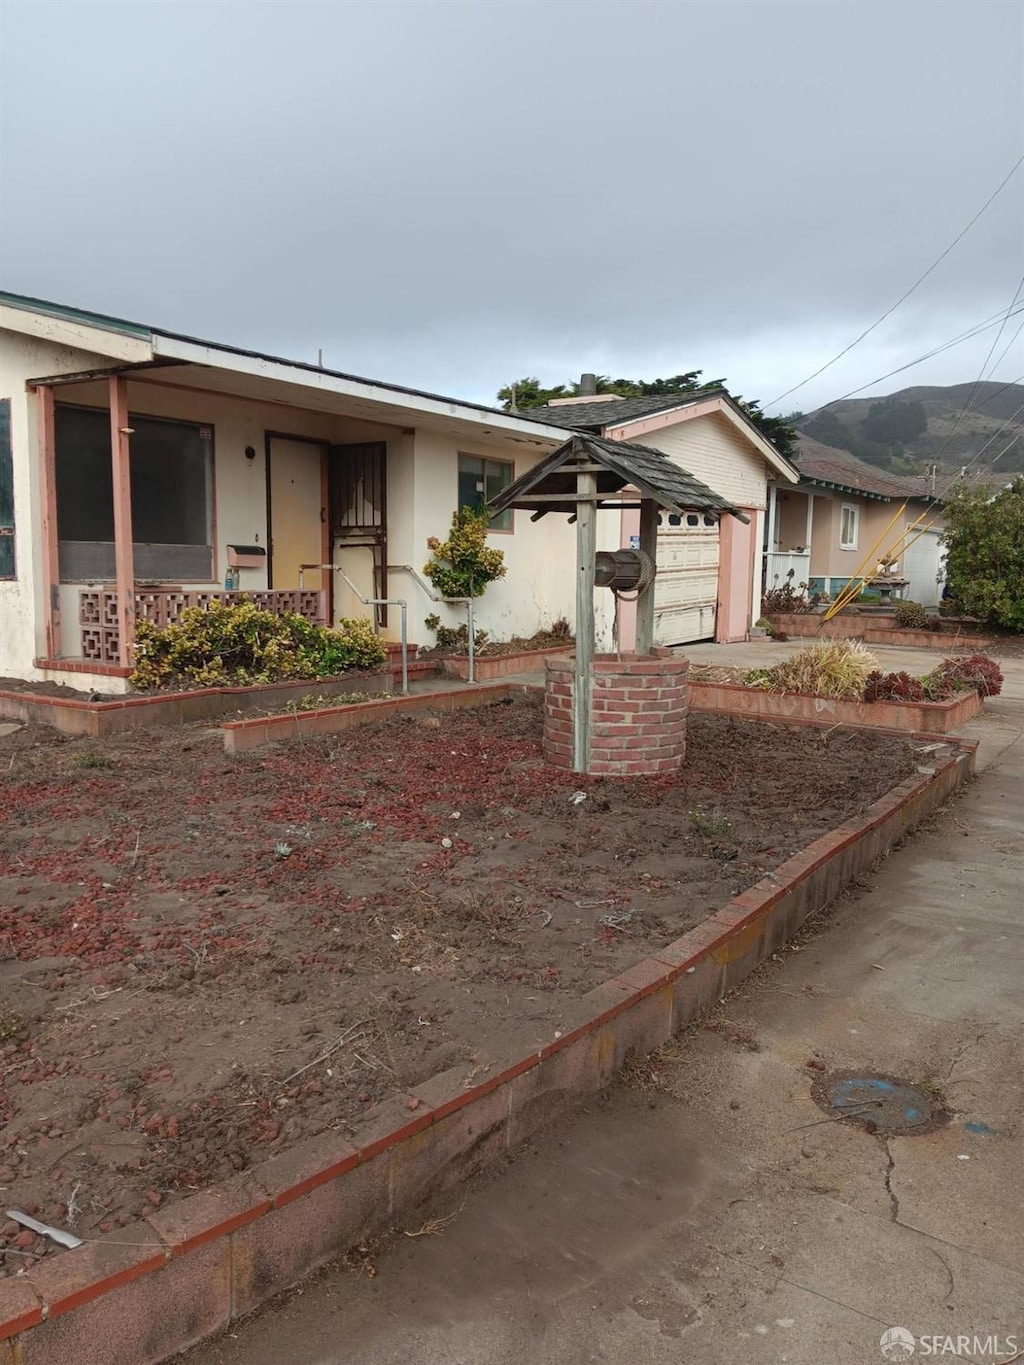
<box><xmin>923</xmin><ymin>617</ymin><xmax>945</xmax><ymax>633</ymax></box>
<box><xmin>894</xmin><ymin>600</ymin><xmax>929</xmax><ymax>628</ymax></box>
<box><xmin>753</xmin><ymin>639</ymin><xmax>879</xmax><ymax>699</ymax></box>
<box><xmin>942</xmin><ymin>476</ymin><xmax>1024</xmax><ymax>631</ymax></box>
<box><xmin>130</xmin><ymin>601</ymin><xmax>387</xmax><ymax>690</ymax></box>
<box><xmin>922</xmin><ymin>654</ymin><xmax>1003</xmax><ymax>701</ymax></box>
<box><xmin>423</xmin><ymin>507</ymin><xmax>506</xmax><ymax>601</ymax></box>
<box><xmin>863</xmin><ymin>670</ymin><xmax>926</xmax><ymax>703</ymax></box>
<box><xmin>761</xmin><ymin>583</ymin><xmax>813</xmax><ymax>615</ymax></box>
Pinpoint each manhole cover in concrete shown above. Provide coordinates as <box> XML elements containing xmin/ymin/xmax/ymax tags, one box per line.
<box><xmin>810</xmin><ymin>1071</ymin><xmax>949</xmax><ymax>1136</ymax></box>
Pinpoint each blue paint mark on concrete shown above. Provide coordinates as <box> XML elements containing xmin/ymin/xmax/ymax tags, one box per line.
<box><xmin>964</xmin><ymin>1121</ymin><xmax>996</xmax><ymax>1135</ymax></box>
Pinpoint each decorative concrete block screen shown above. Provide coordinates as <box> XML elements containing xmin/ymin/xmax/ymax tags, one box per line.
<box><xmin>544</xmin><ymin>653</ymin><xmax>690</xmax><ymax>776</ymax></box>
<box><xmin>78</xmin><ymin>589</ymin><xmax>328</xmax><ymax>664</ymax></box>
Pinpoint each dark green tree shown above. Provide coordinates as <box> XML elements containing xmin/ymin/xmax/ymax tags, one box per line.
<box><xmin>941</xmin><ymin>475</ymin><xmax>1024</xmax><ymax>630</ymax></box>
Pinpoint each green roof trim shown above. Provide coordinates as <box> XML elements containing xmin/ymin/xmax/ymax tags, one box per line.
<box><xmin>0</xmin><ymin>291</ymin><xmax>152</xmax><ymax>341</ymax></box>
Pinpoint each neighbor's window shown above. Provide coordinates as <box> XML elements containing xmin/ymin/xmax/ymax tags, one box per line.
<box><xmin>54</xmin><ymin>405</ymin><xmax>214</xmax><ymax>581</ymax></box>
<box><xmin>840</xmin><ymin>503</ymin><xmax>859</xmax><ymax>550</ymax></box>
<box><xmin>0</xmin><ymin>399</ymin><xmax>14</xmax><ymax>579</ymax></box>
<box><xmin>458</xmin><ymin>453</ymin><xmax>513</xmax><ymax>532</ymax></box>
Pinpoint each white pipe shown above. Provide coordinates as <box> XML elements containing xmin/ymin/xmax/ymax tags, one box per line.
<box><xmin>389</xmin><ymin>564</ymin><xmax>476</xmax><ymax>684</ymax></box>
<box><xmin>298</xmin><ymin>563</ymin><xmax>409</xmax><ymax>694</ymax></box>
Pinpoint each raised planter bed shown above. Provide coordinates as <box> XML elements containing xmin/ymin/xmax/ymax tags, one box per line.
<box><xmin>222</xmin><ymin>679</ymin><xmax>531</xmax><ymax>753</ymax></box>
<box><xmin>0</xmin><ymin>720</ymin><xmax>976</xmax><ymax>1364</ymax></box>
<box><xmin>688</xmin><ymin>678</ymin><xmax>982</xmax><ymax>734</ymax></box>
<box><xmin>441</xmin><ymin>645</ymin><xmax>574</xmax><ymax>681</ymax></box>
<box><xmin>767</xmin><ymin>612</ymin><xmax>994</xmax><ymax>650</ymax></box>
<box><xmin>0</xmin><ymin>670</ymin><xmax>393</xmax><ymax>738</ymax></box>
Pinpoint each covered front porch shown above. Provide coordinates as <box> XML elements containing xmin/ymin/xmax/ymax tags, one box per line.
<box><xmin>25</xmin><ymin>349</ymin><xmax>566</xmax><ymax>692</ymax></box>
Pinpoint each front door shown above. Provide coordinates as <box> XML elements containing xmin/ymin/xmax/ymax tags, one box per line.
<box><xmin>268</xmin><ymin>437</ymin><xmax>326</xmax><ymax>589</ymax></box>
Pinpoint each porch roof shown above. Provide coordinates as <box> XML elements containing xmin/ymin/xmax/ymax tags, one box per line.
<box><xmin>1</xmin><ymin>290</ymin><xmax>570</xmax><ymax>449</ymax></box>
<box><xmin>488</xmin><ymin>433</ymin><xmax>748</xmax><ymax>521</ymax></box>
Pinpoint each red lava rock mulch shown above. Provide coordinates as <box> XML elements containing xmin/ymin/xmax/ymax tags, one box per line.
<box><xmin>0</xmin><ymin>698</ymin><xmax>916</xmax><ymax>1272</ymax></box>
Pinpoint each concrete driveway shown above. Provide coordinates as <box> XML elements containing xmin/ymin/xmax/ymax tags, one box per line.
<box><xmin>183</xmin><ymin>657</ymin><xmax>1024</xmax><ymax>1365</ymax></box>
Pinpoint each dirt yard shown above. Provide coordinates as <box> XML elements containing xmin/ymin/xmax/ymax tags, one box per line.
<box><xmin>0</xmin><ymin>698</ymin><xmax>917</xmax><ymax>1272</ymax></box>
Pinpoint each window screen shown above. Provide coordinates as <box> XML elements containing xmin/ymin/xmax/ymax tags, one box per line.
<box><xmin>0</xmin><ymin>399</ymin><xmax>13</xmax><ymax>579</ymax></box>
<box><xmin>55</xmin><ymin>405</ymin><xmax>213</xmax><ymax>581</ymax></box>
<box><xmin>457</xmin><ymin>454</ymin><xmax>513</xmax><ymax>532</ymax></box>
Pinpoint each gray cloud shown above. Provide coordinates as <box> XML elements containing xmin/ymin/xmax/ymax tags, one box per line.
<box><xmin>1</xmin><ymin>0</ymin><xmax>1021</xmax><ymax>413</ymax></box>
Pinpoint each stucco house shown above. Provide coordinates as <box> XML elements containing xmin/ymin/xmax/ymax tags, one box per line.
<box><xmin>766</xmin><ymin>436</ymin><xmax>949</xmax><ymax>606</ymax></box>
<box><xmin>0</xmin><ymin>295</ymin><xmax>797</xmax><ymax>692</ymax></box>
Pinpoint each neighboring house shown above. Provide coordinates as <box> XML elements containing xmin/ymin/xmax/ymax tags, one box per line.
<box><xmin>0</xmin><ymin>296</ymin><xmax>793</xmax><ymax>691</ymax></box>
<box><xmin>767</xmin><ymin>435</ymin><xmax>948</xmax><ymax>605</ymax></box>
<box><xmin>523</xmin><ymin>382</ymin><xmax>799</xmax><ymax>644</ymax></box>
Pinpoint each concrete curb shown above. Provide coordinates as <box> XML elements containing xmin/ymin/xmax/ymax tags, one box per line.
<box><xmin>0</xmin><ymin>736</ymin><xmax>976</xmax><ymax>1365</ymax></box>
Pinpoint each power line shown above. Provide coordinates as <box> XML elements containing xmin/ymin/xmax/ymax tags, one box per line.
<box><xmin>800</xmin><ymin>303</ymin><xmax>1024</xmax><ymax>417</ymax></box>
<box><xmin>766</xmin><ymin>154</ymin><xmax>1024</xmax><ymax>410</ymax></box>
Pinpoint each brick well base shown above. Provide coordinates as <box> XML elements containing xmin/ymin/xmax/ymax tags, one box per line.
<box><xmin>543</xmin><ymin>652</ymin><xmax>690</xmax><ymax>776</ymax></box>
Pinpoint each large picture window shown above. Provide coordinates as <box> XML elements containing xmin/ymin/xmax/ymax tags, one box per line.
<box><xmin>55</xmin><ymin>405</ymin><xmax>214</xmax><ymax>581</ymax></box>
<box><xmin>457</xmin><ymin>453</ymin><xmax>513</xmax><ymax>532</ymax></box>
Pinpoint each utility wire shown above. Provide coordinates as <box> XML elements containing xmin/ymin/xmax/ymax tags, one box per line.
<box><xmin>767</xmin><ymin>154</ymin><xmax>1024</xmax><ymax>410</ymax></box>
<box><xmin>799</xmin><ymin>303</ymin><xmax>1024</xmax><ymax>417</ymax></box>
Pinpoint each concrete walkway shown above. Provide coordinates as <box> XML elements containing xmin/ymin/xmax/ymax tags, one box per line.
<box><xmin>184</xmin><ymin>660</ymin><xmax>1024</xmax><ymax>1365</ymax></box>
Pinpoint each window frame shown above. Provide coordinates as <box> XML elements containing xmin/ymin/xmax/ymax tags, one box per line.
<box><xmin>839</xmin><ymin>502</ymin><xmax>859</xmax><ymax>551</ymax></box>
<box><xmin>457</xmin><ymin>452</ymin><xmax>515</xmax><ymax>534</ymax></box>
<box><xmin>53</xmin><ymin>402</ymin><xmax>217</xmax><ymax>583</ymax></box>
<box><xmin>0</xmin><ymin>398</ymin><xmax>14</xmax><ymax>580</ymax></box>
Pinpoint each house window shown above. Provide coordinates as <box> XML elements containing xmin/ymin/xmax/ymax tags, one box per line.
<box><xmin>54</xmin><ymin>405</ymin><xmax>214</xmax><ymax>581</ymax></box>
<box><xmin>458</xmin><ymin>454</ymin><xmax>513</xmax><ymax>532</ymax></box>
<box><xmin>840</xmin><ymin>503</ymin><xmax>859</xmax><ymax>550</ymax></box>
<box><xmin>0</xmin><ymin>399</ymin><xmax>13</xmax><ymax>579</ymax></box>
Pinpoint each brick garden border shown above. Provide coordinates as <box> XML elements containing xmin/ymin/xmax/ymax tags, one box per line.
<box><xmin>0</xmin><ymin>727</ymin><xmax>976</xmax><ymax>1365</ymax></box>
<box><xmin>687</xmin><ymin>679</ymin><xmax>982</xmax><ymax>735</ymax></box>
<box><xmin>0</xmin><ymin>671</ymin><xmax>395</xmax><ymax>739</ymax></box>
<box><xmin>767</xmin><ymin>612</ymin><xmax>995</xmax><ymax>651</ymax></box>
<box><xmin>440</xmin><ymin>645</ymin><xmax>574</xmax><ymax>681</ymax></box>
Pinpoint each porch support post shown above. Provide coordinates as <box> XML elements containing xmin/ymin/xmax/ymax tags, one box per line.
<box><xmin>108</xmin><ymin>376</ymin><xmax>135</xmax><ymax>667</ymax></box>
<box><xmin>37</xmin><ymin>385</ymin><xmax>61</xmax><ymax>660</ymax></box>
<box><xmin>573</xmin><ymin>467</ymin><xmax>597</xmax><ymax>773</ymax></box>
<box><xmin>804</xmin><ymin>492</ymin><xmax>814</xmax><ymax>552</ymax></box>
<box><xmin>767</xmin><ymin>481</ymin><xmax>778</xmax><ymax>550</ymax></box>
<box><xmin>635</xmin><ymin>496</ymin><xmax>658</xmax><ymax>656</ymax></box>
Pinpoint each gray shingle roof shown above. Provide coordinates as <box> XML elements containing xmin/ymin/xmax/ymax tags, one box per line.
<box><xmin>488</xmin><ymin>433</ymin><xmax>746</xmax><ymax>522</ymax></box>
<box><xmin>520</xmin><ymin>390</ymin><xmax>724</xmax><ymax>430</ymax></box>
<box><xmin>795</xmin><ymin>435</ymin><xmax>937</xmax><ymax>500</ymax></box>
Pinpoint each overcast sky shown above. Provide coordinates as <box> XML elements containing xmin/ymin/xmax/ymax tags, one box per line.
<box><xmin>1</xmin><ymin>0</ymin><xmax>1022</xmax><ymax>415</ymax></box>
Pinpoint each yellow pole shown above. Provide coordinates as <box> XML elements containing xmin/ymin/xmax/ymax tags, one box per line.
<box><xmin>823</xmin><ymin>501</ymin><xmax>909</xmax><ymax>620</ymax></box>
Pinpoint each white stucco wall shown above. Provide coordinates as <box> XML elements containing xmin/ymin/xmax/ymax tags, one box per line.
<box><xmin>0</xmin><ymin>330</ymin><xmax>138</xmax><ymax>680</ymax></box>
<box><xmin>404</xmin><ymin>429</ymin><xmax>616</xmax><ymax>648</ymax></box>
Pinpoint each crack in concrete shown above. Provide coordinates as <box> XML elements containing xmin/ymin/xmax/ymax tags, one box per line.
<box><xmin>881</xmin><ymin>1137</ymin><xmax>900</xmax><ymax>1223</ymax></box>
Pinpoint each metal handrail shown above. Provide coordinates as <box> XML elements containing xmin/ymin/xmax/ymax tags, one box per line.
<box><xmin>388</xmin><ymin>564</ymin><xmax>476</xmax><ymax>684</ymax></box>
<box><xmin>298</xmin><ymin>564</ymin><xmax>408</xmax><ymax>694</ymax></box>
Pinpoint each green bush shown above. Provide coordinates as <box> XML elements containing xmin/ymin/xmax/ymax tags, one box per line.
<box><xmin>894</xmin><ymin>600</ymin><xmax>929</xmax><ymax>628</ymax></box>
<box><xmin>942</xmin><ymin>476</ymin><xmax>1024</xmax><ymax>631</ymax></box>
<box><xmin>423</xmin><ymin>507</ymin><xmax>506</xmax><ymax>601</ymax></box>
<box><xmin>130</xmin><ymin>600</ymin><xmax>387</xmax><ymax>690</ymax></box>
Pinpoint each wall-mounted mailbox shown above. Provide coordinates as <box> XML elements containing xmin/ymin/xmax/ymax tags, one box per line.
<box><xmin>227</xmin><ymin>545</ymin><xmax>267</xmax><ymax>569</ymax></box>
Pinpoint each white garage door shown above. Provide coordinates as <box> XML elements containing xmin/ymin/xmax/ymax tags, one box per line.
<box><xmin>902</xmin><ymin>526</ymin><xmax>944</xmax><ymax>606</ymax></box>
<box><xmin>654</xmin><ymin>511</ymin><xmax>720</xmax><ymax>645</ymax></box>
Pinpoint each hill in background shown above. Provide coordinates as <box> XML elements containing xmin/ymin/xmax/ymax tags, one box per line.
<box><xmin>794</xmin><ymin>381</ymin><xmax>1024</xmax><ymax>476</ymax></box>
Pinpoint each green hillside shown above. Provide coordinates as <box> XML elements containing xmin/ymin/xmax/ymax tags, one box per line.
<box><xmin>795</xmin><ymin>381</ymin><xmax>1024</xmax><ymax>475</ymax></box>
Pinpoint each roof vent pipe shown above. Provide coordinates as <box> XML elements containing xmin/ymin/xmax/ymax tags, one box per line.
<box><xmin>579</xmin><ymin>372</ymin><xmax>597</xmax><ymax>396</ymax></box>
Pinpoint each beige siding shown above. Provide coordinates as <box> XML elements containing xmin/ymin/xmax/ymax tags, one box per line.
<box><xmin>629</xmin><ymin>412</ymin><xmax>768</xmax><ymax>509</ymax></box>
